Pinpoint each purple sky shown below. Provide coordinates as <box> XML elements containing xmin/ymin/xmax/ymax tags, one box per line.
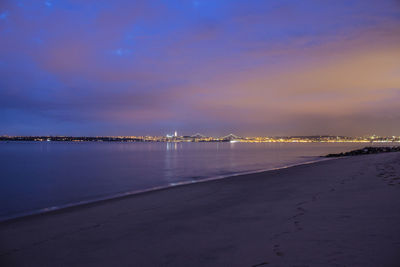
<box><xmin>1</xmin><ymin>0</ymin><xmax>400</xmax><ymax>136</ymax></box>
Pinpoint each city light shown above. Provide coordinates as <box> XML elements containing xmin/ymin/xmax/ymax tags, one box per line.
<box><xmin>1</xmin><ymin>134</ymin><xmax>399</xmax><ymax>143</ymax></box>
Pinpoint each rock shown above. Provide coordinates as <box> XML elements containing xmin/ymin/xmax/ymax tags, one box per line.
<box><xmin>325</xmin><ymin>146</ymin><xmax>400</xmax><ymax>157</ymax></box>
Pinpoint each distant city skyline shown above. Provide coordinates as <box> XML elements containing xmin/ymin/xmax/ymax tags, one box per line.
<box><xmin>1</xmin><ymin>0</ymin><xmax>399</xmax><ymax>136</ymax></box>
<box><xmin>2</xmin><ymin>132</ymin><xmax>400</xmax><ymax>138</ymax></box>
<box><xmin>2</xmin><ymin>133</ymin><xmax>399</xmax><ymax>141</ymax></box>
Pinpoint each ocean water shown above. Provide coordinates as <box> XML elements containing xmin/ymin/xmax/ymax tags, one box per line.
<box><xmin>0</xmin><ymin>141</ymin><xmax>387</xmax><ymax>220</ymax></box>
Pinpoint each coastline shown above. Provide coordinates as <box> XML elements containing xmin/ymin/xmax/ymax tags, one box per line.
<box><xmin>1</xmin><ymin>153</ymin><xmax>400</xmax><ymax>266</ymax></box>
<box><xmin>0</xmin><ymin>156</ymin><xmax>334</xmax><ymax>223</ymax></box>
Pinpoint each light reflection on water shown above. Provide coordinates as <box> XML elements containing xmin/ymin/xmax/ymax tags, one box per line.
<box><xmin>0</xmin><ymin>141</ymin><xmax>389</xmax><ymax>219</ymax></box>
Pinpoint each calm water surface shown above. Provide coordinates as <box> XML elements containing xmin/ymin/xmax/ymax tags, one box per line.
<box><xmin>0</xmin><ymin>142</ymin><xmax>385</xmax><ymax>219</ymax></box>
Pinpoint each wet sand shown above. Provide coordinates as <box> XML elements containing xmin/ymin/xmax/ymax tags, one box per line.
<box><xmin>1</xmin><ymin>153</ymin><xmax>400</xmax><ymax>266</ymax></box>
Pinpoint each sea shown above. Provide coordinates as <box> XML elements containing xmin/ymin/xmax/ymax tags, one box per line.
<box><xmin>0</xmin><ymin>141</ymin><xmax>391</xmax><ymax>220</ymax></box>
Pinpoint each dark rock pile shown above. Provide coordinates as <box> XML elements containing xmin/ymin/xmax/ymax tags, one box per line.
<box><xmin>325</xmin><ymin>146</ymin><xmax>400</xmax><ymax>157</ymax></box>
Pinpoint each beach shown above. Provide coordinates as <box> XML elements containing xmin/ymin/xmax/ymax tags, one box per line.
<box><xmin>1</xmin><ymin>152</ymin><xmax>400</xmax><ymax>266</ymax></box>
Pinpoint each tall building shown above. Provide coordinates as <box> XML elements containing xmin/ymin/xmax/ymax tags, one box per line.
<box><xmin>174</xmin><ymin>131</ymin><xmax>177</xmax><ymax>137</ymax></box>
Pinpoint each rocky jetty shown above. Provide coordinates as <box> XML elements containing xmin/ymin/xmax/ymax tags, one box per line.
<box><xmin>325</xmin><ymin>146</ymin><xmax>400</xmax><ymax>157</ymax></box>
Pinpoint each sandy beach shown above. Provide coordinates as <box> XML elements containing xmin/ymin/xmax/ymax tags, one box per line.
<box><xmin>1</xmin><ymin>152</ymin><xmax>400</xmax><ymax>267</ymax></box>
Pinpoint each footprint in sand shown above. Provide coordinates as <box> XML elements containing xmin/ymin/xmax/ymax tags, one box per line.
<box><xmin>273</xmin><ymin>244</ymin><xmax>284</xmax><ymax>257</ymax></box>
<box><xmin>297</xmin><ymin>207</ymin><xmax>306</xmax><ymax>212</ymax></box>
<box><xmin>294</xmin><ymin>220</ymin><xmax>302</xmax><ymax>230</ymax></box>
<box><xmin>252</xmin><ymin>261</ymin><xmax>269</xmax><ymax>266</ymax></box>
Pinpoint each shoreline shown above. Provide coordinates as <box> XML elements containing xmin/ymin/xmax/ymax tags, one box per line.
<box><xmin>1</xmin><ymin>153</ymin><xmax>399</xmax><ymax>266</ymax></box>
<box><xmin>0</xmin><ymin>156</ymin><xmax>335</xmax><ymax>224</ymax></box>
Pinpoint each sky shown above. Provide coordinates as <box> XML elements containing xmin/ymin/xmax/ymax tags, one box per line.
<box><xmin>0</xmin><ymin>0</ymin><xmax>400</xmax><ymax>137</ymax></box>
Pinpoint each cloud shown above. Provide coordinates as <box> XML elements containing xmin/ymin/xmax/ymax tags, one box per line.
<box><xmin>0</xmin><ymin>11</ymin><xmax>9</xmax><ymax>20</ymax></box>
<box><xmin>0</xmin><ymin>0</ymin><xmax>399</xmax><ymax>135</ymax></box>
<box><xmin>111</xmin><ymin>48</ymin><xmax>132</xmax><ymax>56</ymax></box>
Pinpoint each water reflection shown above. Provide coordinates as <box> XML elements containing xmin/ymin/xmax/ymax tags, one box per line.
<box><xmin>165</xmin><ymin>142</ymin><xmax>179</xmax><ymax>181</ymax></box>
<box><xmin>0</xmin><ymin>142</ymin><xmax>388</xmax><ymax>219</ymax></box>
<box><xmin>166</xmin><ymin>142</ymin><xmax>178</xmax><ymax>151</ymax></box>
